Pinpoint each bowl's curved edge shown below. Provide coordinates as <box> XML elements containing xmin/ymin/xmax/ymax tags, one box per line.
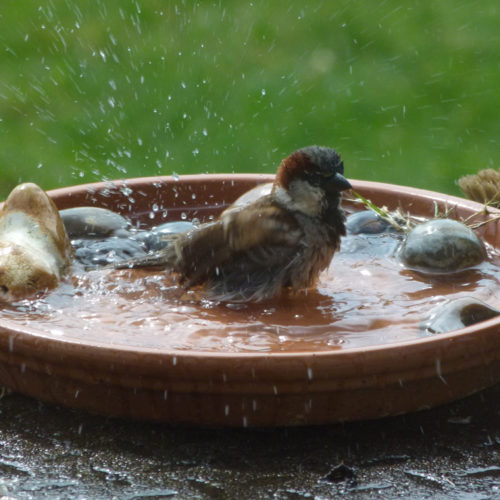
<box><xmin>0</xmin><ymin>315</ymin><xmax>498</xmax><ymax>426</ymax></box>
<box><xmin>0</xmin><ymin>175</ymin><xmax>498</xmax><ymax>426</ymax></box>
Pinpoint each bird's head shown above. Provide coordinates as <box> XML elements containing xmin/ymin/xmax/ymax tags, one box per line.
<box><xmin>273</xmin><ymin>146</ymin><xmax>351</xmax><ymax>218</ymax></box>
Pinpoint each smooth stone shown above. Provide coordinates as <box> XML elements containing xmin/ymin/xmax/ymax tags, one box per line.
<box><xmin>346</xmin><ymin>210</ymin><xmax>399</xmax><ymax>235</ymax></box>
<box><xmin>72</xmin><ymin>237</ymin><xmax>147</xmax><ymax>267</ymax></box>
<box><xmin>60</xmin><ymin>207</ymin><xmax>131</xmax><ymax>238</ymax></box>
<box><xmin>0</xmin><ymin>183</ymin><xmax>73</xmax><ymax>301</ymax></box>
<box><xmin>399</xmin><ymin>219</ymin><xmax>486</xmax><ymax>272</ymax></box>
<box><xmin>421</xmin><ymin>297</ymin><xmax>500</xmax><ymax>334</ymax></box>
<box><xmin>72</xmin><ymin>220</ymin><xmax>196</xmax><ymax>266</ymax></box>
<box><xmin>152</xmin><ymin>220</ymin><xmax>196</xmax><ymax>235</ymax></box>
<box><xmin>136</xmin><ymin>221</ymin><xmax>196</xmax><ymax>252</ymax></box>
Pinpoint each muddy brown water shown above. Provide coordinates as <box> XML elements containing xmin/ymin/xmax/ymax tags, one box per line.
<box><xmin>3</xmin><ymin>223</ymin><xmax>500</xmax><ymax>354</ymax></box>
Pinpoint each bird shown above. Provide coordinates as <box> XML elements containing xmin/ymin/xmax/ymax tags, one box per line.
<box><xmin>114</xmin><ymin>146</ymin><xmax>352</xmax><ymax>302</ymax></box>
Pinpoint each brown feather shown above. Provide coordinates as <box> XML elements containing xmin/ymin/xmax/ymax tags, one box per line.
<box><xmin>274</xmin><ymin>151</ymin><xmax>311</xmax><ymax>190</ymax></box>
<box><xmin>174</xmin><ymin>196</ymin><xmax>302</xmax><ymax>287</ymax></box>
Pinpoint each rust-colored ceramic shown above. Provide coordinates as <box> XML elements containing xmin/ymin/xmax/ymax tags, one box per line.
<box><xmin>0</xmin><ymin>174</ymin><xmax>499</xmax><ymax>426</ymax></box>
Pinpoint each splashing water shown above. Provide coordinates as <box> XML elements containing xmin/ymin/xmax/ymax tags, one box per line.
<box><xmin>2</xmin><ymin>214</ymin><xmax>500</xmax><ymax>354</ymax></box>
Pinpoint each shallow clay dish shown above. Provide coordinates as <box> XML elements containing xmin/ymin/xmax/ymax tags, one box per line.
<box><xmin>0</xmin><ymin>174</ymin><xmax>499</xmax><ymax>426</ymax></box>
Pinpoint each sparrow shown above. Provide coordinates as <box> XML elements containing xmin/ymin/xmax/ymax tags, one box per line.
<box><xmin>114</xmin><ymin>146</ymin><xmax>352</xmax><ymax>301</ymax></box>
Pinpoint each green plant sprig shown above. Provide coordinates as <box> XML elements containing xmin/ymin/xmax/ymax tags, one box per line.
<box><xmin>349</xmin><ymin>190</ymin><xmax>408</xmax><ymax>232</ymax></box>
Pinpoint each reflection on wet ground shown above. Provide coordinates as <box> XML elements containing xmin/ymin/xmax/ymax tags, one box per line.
<box><xmin>0</xmin><ymin>385</ymin><xmax>498</xmax><ymax>499</ymax></box>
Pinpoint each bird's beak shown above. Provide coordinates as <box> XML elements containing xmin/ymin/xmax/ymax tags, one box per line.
<box><xmin>331</xmin><ymin>172</ymin><xmax>352</xmax><ymax>192</ymax></box>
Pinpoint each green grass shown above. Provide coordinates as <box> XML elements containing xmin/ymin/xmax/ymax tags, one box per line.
<box><xmin>1</xmin><ymin>0</ymin><xmax>500</xmax><ymax>200</ymax></box>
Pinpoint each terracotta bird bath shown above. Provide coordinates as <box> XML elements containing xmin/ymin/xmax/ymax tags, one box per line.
<box><xmin>0</xmin><ymin>174</ymin><xmax>499</xmax><ymax>426</ymax></box>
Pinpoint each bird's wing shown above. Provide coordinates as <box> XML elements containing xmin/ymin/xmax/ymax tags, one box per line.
<box><xmin>111</xmin><ymin>199</ymin><xmax>303</xmax><ymax>287</ymax></box>
<box><xmin>223</xmin><ymin>202</ymin><xmax>302</xmax><ymax>252</ymax></box>
<box><xmin>176</xmin><ymin>199</ymin><xmax>303</xmax><ymax>284</ymax></box>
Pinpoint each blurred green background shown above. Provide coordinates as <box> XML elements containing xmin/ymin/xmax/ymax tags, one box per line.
<box><xmin>1</xmin><ymin>0</ymin><xmax>499</xmax><ymax>200</ymax></box>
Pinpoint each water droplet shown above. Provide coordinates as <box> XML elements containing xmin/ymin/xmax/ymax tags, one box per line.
<box><xmin>180</xmin><ymin>212</ymin><xmax>187</xmax><ymax>220</ymax></box>
<box><xmin>172</xmin><ymin>171</ymin><xmax>179</xmax><ymax>181</ymax></box>
<box><xmin>435</xmin><ymin>358</ymin><xmax>447</xmax><ymax>385</ymax></box>
<box><xmin>192</xmin><ymin>148</ymin><xmax>199</xmax><ymax>156</ymax></box>
<box><xmin>261</xmin><ymin>88</ymin><xmax>266</xmax><ymax>96</ymax></box>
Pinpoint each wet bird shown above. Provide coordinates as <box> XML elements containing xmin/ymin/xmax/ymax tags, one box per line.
<box><xmin>114</xmin><ymin>146</ymin><xmax>352</xmax><ymax>301</ymax></box>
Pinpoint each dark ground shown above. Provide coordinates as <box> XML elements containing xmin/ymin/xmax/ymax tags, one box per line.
<box><xmin>0</xmin><ymin>383</ymin><xmax>499</xmax><ymax>500</ymax></box>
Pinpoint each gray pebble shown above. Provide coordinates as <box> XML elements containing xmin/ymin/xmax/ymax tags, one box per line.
<box><xmin>137</xmin><ymin>221</ymin><xmax>196</xmax><ymax>251</ymax></box>
<box><xmin>346</xmin><ymin>210</ymin><xmax>399</xmax><ymax>235</ymax></box>
<box><xmin>61</xmin><ymin>207</ymin><xmax>130</xmax><ymax>238</ymax></box>
<box><xmin>73</xmin><ymin>236</ymin><xmax>147</xmax><ymax>267</ymax></box>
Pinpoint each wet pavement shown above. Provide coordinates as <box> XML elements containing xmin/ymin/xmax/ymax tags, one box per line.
<box><xmin>0</xmin><ymin>384</ymin><xmax>499</xmax><ymax>499</ymax></box>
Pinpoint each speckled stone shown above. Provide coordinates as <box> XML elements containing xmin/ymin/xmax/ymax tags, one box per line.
<box><xmin>399</xmin><ymin>219</ymin><xmax>486</xmax><ymax>272</ymax></box>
